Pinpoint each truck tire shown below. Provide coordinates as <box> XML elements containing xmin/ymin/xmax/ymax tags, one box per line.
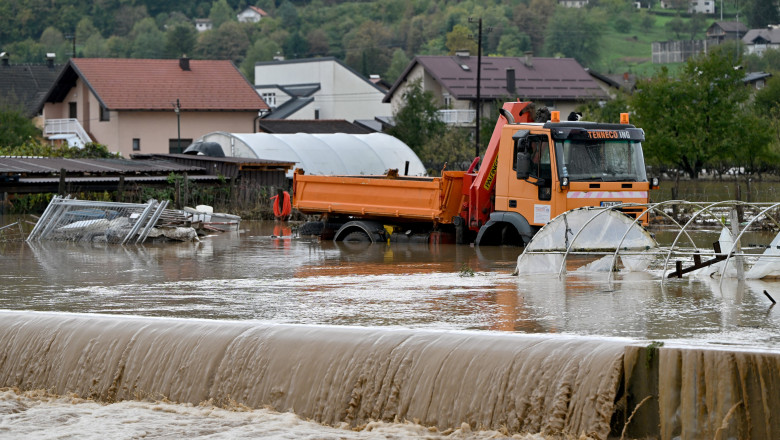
<box><xmin>342</xmin><ymin>230</ymin><xmax>371</xmax><ymax>242</ymax></box>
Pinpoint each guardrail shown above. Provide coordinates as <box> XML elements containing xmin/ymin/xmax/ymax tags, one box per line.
<box><xmin>436</xmin><ymin>109</ymin><xmax>476</xmax><ymax>125</ymax></box>
<box><xmin>43</xmin><ymin>118</ymin><xmax>92</xmax><ymax>146</ymax></box>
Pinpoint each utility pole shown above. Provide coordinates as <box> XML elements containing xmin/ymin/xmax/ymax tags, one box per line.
<box><xmin>65</xmin><ymin>34</ymin><xmax>76</xmax><ymax>58</ymax></box>
<box><xmin>469</xmin><ymin>18</ymin><xmax>492</xmax><ymax>160</ymax></box>
<box><xmin>469</xmin><ymin>17</ymin><xmax>483</xmax><ymax>160</ymax></box>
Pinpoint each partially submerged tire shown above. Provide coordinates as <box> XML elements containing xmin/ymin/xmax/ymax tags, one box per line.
<box><xmin>342</xmin><ymin>230</ymin><xmax>371</xmax><ymax>242</ymax></box>
<box><xmin>337</xmin><ymin>230</ymin><xmax>373</xmax><ymax>252</ymax></box>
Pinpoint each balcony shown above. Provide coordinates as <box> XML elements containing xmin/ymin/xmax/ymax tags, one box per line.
<box><xmin>43</xmin><ymin>119</ymin><xmax>92</xmax><ymax>148</ymax></box>
<box><xmin>437</xmin><ymin>109</ymin><xmax>476</xmax><ymax>126</ymax></box>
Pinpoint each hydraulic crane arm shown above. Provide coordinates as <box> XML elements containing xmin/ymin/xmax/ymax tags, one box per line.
<box><xmin>465</xmin><ymin>101</ymin><xmax>534</xmax><ymax>230</ymax></box>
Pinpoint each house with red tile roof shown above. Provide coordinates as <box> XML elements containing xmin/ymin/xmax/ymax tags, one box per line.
<box><xmin>383</xmin><ymin>53</ymin><xmax>608</xmax><ymax>126</ymax></box>
<box><xmin>38</xmin><ymin>57</ymin><xmax>269</xmax><ymax>156</ymax></box>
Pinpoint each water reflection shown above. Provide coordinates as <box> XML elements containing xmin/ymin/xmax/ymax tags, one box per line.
<box><xmin>1</xmin><ymin>221</ymin><xmax>779</xmax><ymax>349</ymax></box>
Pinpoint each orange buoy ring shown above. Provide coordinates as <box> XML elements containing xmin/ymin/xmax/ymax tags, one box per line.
<box><xmin>271</xmin><ymin>191</ymin><xmax>292</xmax><ymax>219</ymax></box>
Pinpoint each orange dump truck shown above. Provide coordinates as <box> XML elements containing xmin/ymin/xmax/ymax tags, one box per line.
<box><xmin>293</xmin><ymin>101</ymin><xmax>656</xmax><ymax>246</ymax></box>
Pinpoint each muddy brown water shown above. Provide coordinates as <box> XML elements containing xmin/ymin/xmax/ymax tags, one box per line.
<box><xmin>2</xmin><ymin>220</ymin><xmax>780</xmax><ymax>439</ymax></box>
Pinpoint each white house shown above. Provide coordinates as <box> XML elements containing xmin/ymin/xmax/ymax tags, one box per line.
<box><xmin>237</xmin><ymin>6</ymin><xmax>268</xmax><ymax>23</ymax></box>
<box><xmin>659</xmin><ymin>0</ymin><xmax>714</xmax><ymax>14</ymax></box>
<box><xmin>254</xmin><ymin>57</ymin><xmax>391</xmax><ymax>122</ymax></box>
<box><xmin>194</xmin><ymin>19</ymin><xmax>212</xmax><ymax>32</ymax></box>
<box><xmin>742</xmin><ymin>27</ymin><xmax>780</xmax><ymax>56</ymax></box>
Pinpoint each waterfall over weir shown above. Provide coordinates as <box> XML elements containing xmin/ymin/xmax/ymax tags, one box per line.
<box><xmin>1</xmin><ymin>311</ymin><xmax>779</xmax><ymax>439</ymax></box>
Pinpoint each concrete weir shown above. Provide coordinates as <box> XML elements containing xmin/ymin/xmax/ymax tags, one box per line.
<box><xmin>0</xmin><ymin>311</ymin><xmax>778</xmax><ymax>439</ymax></box>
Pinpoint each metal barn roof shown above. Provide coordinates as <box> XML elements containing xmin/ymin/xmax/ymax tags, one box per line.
<box><xmin>194</xmin><ymin>132</ymin><xmax>426</xmax><ymax>177</ymax></box>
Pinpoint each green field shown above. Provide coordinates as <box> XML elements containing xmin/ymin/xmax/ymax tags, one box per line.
<box><xmin>596</xmin><ymin>8</ymin><xmax>739</xmax><ymax>77</ymax></box>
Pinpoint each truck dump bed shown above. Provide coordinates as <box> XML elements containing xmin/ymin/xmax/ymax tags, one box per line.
<box><xmin>293</xmin><ymin>171</ymin><xmax>466</xmax><ymax>224</ymax></box>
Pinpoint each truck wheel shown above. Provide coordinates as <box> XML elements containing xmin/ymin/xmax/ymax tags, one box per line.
<box><xmin>342</xmin><ymin>230</ymin><xmax>371</xmax><ymax>242</ymax></box>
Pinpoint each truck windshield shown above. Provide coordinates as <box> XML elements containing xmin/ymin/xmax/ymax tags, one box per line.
<box><xmin>556</xmin><ymin>140</ymin><xmax>647</xmax><ymax>182</ymax></box>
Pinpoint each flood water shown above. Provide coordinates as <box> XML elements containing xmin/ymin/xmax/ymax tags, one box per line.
<box><xmin>2</xmin><ymin>219</ymin><xmax>780</xmax><ymax>439</ymax></box>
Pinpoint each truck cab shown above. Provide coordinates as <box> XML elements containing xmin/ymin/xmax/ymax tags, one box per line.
<box><xmin>475</xmin><ymin>111</ymin><xmax>653</xmax><ymax>246</ymax></box>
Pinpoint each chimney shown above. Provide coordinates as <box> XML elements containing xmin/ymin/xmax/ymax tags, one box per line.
<box><xmin>179</xmin><ymin>55</ymin><xmax>190</xmax><ymax>71</ymax></box>
<box><xmin>523</xmin><ymin>51</ymin><xmax>533</xmax><ymax>68</ymax></box>
<box><xmin>1</xmin><ymin>52</ymin><xmax>8</xmax><ymax>67</ymax></box>
<box><xmin>455</xmin><ymin>50</ymin><xmax>470</xmax><ymax>57</ymax></box>
<box><xmin>46</xmin><ymin>53</ymin><xmax>55</xmax><ymax>68</ymax></box>
<box><xmin>623</xmin><ymin>72</ymin><xmax>629</xmax><ymax>82</ymax></box>
<box><xmin>506</xmin><ymin>68</ymin><xmax>516</xmax><ymax>94</ymax></box>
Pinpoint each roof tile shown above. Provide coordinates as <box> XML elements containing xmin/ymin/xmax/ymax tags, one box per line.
<box><xmin>71</xmin><ymin>58</ymin><xmax>268</xmax><ymax>111</ymax></box>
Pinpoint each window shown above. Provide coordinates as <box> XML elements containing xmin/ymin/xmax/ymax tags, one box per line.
<box><xmin>262</xmin><ymin>92</ymin><xmax>276</xmax><ymax>107</ymax></box>
<box><xmin>69</xmin><ymin>102</ymin><xmax>77</xmax><ymax>119</ymax></box>
<box><xmin>132</xmin><ymin>138</ymin><xmax>140</xmax><ymax>151</ymax></box>
<box><xmin>100</xmin><ymin>106</ymin><xmax>110</xmax><ymax>122</ymax></box>
<box><xmin>169</xmin><ymin>139</ymin><xmax>193</xmax><ymax>154</ymax></box>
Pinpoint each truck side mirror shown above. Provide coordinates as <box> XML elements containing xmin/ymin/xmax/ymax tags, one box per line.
<box><xmin>516</xmin><ymin>148</ymin><xmax>531</xmax><ymax>179</ymax></box>
<box><xmin>512</xmin><ymin>130</ymin><xmax>531</xmax><ymax>180</ymax></box>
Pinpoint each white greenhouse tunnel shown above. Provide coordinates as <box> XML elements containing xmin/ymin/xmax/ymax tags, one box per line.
<box><xmin>194</xmin><ymin>132</ymin><xmax>426</xmax><ymax>178</ymax></box>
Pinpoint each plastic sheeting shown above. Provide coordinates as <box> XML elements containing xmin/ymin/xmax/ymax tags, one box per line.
<box><xmin>195</xmin><ymin>131</ymin><xmax>426</xmax><ymax>178</ymax></box>
<box><xmin>515</xmin><ymin>208</ymin><xmax>658</xmax><ymax>275</ymax></box>
<box><xmin>747</xmin><ymin>231</ymin><xmax>780</xmax><ymax>279</ymax></box>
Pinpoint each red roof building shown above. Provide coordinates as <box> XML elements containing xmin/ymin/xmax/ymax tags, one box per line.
<box><xmin>39</xmin><ymin>57</ymin><xmax>268</xmax><ymax>156</ymax></box>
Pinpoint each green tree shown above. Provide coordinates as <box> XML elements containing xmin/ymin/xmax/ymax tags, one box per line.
<box><xmin>512</xmin><ymin>0</ymin><xmax>557</xmax><ymax>57</ymax></box>
<box><xmin>687</xmin><ymin>13</ymin><xmax>706</xmax><ymax>40</ymax></box>
<box><xmin>745</xmin><ymin>0</ymin><xmax>780</xmax><ymax>28</ymax></box>
<box><xmin>544</xmin><ymin>7</ymin><xmax>604</xmax><ymax>65</ymax></box>
<box><xmin>387</xmin><ymin>80</ymin><xmax>445</xmax><ymax>156</ymax></box>
<box><xmin>445</xmin><ymin>24</ymin><xmax>477</xmax><ymax>55</ymax></box>
<box><xmin>639</xmin><ymin>10</ymin><xmax>655</xmax><ymax>32</ymax></box>
<box><xmin>384</xmin><ymin>48</ymin><xmax>410</xmax><ymax>84</ymax></box>
<box><xmin>419</xmin><ymin>126</ymin><xmax>474</xmax><ymax>174</ymax></box>
<box><xmin>666</xmin><ymin>15</ymin><xmax>686</xmax><ymax>40</ymax></box>
<box><xmin>579</xmin><ymin>92</ymin><xmax>630</xmax><ymax>123</ymax></box>
<box><xmin>0</xmin><ymin>105</ymin><xmax>41</xmax><ymax>147</ymax></box>
<box><xmin>83</xmin><ymin>34</ymin><xmax>109</xmax><ymax>58</ymax></box>
<box><xmin>277</xmin><ymin>1</ymin><xmax>300</xmax><ymax>28</ymax></box>
<box><xmin>283</xmin><ymin>31</ymin><xmax>309</xmax><ymax>59</ymax></box>
<box><xmin>306</xmin><ymin>29</ymin><xmax>330</xmax><ymax>57</ymax></box>
<box><xmin>495</xmin><ymin>27</ymin><xmax>531</xmax><ymax>57</ymax></box>
<box><xmin>75</xmin><ymin>18</ymin><xmax>100</xmax><ymax>45</ymax></box>
<box><xmin>106</xmin><ymin>36</ymin><xmax>132</xmax><ymax>58</ymax></box>
<box><xmin>632</xmin><ymin>46</ymin><xmax>766</xmax><ymax>182</ymax></box>
<box><xmin>344</xmin><ymin>21</ymin><xmax>392</xmax><ymax>76</ymax></box>
<box><xmin>39</xmin><ymin>27</ymin><xmax>66</xmax><ymax>52</ymax></box>
<box><xmin>209</xmin><ymin>0</ymin><xmax>234</xmax><ymax>29</ymax></box>
<box><xmin>196</xmin><ymin>21</ymin><xmax>249</xmax><ymax>63</ymax></box>
<box><xmin>240</xmin><ymin>37</ymin><xmax>282</xmax><ymax>81</ymax></box>
<box><xmin>130</xmin><ymin>18</ymin><xmax>165</xmax><ymax>58</ymax></box>
<box><xmin>165</xmin><ymin>23</ymin><xmax>197</xmax><ymax>58</ymax></box>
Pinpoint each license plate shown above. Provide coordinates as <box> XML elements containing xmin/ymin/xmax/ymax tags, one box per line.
<box><xmin>600</xmin><ymin>201</ymin><xmax>622</xmax><ymax>207</ymax></box>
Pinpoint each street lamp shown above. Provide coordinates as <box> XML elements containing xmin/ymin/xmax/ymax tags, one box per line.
<box><xmin>173</xmin><ymin>99</ymin><xmax>181</xmax><ymax>153</ymax></box>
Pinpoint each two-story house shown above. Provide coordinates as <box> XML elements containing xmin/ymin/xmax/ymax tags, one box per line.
<box><xmin>706</xmin><ymin>21</ymin><xmax>749</xmax><ymax>45</ymax></box>
<box><xmin>742</xmin><ymin>27</ymin><xmax>780</xmax><ymax>56</ymax></box>
<box><xmin>383</xmin><ymin>53</ymin><xmax>608</xmax><ymax>125</ymax></box>
<box><xmin>38</xmin><ymin>57</ymin><xmax>269</xmax><ymax>156</ymax></box>
<box><xmin>254</xmin><ymin>57</ymin><xmax>391</xmax><ymax>122</ymax></box>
